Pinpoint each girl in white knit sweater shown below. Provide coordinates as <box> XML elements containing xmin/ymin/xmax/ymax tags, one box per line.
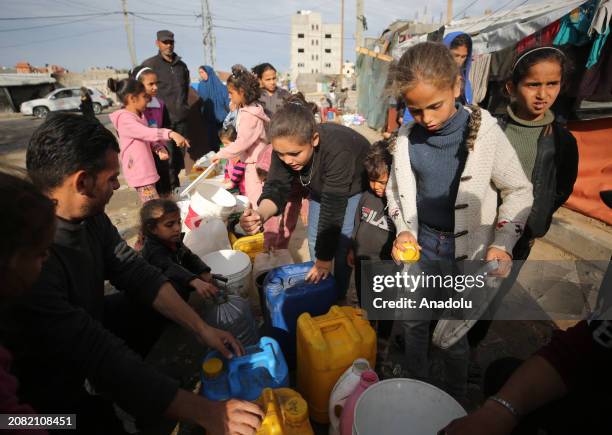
<box><xmin>385</xmin><ymin>42</ymin><xmax>533</xmax><ymax>401</ymax></box>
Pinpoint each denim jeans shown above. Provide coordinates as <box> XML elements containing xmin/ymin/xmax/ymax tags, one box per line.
<box><xmin>307</xmin><ymin>193</ymin><xmax>361</xmax><ymax>300</ymax></box>
<box><xmin>401</xmin><ymin>224</ymin><xmax>469</xmax><ymax>401</ymax></box>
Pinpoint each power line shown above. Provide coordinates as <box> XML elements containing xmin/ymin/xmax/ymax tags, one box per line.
<box><xmin>131</xmin><ymin>13</ymin><xmax>200</xmax><ymax>28</ymax></box>
<box><xmin>453</xmin><ymin>0</ymin><xmax>479</xmax><ymax>20</ymax></box>
<box><xmin>0</xmin><ymin>12</ymin><xmax>119</xmax><ymax>20</ymax></box>
<box><xmin>0</xmin><ymin>16</ymin><xmax>100</xmax><ymax>33</ymax></box>
<box><xmin>0</xmin><ymin>25</ymin><xmax>119</xmax><ymax>49</ymax></box>
<box><xmin>0</xmin><ymin>11</ymin><xmax>200</xmax><ymax>20</ymax></box>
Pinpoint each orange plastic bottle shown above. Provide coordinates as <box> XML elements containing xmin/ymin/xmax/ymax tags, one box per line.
<box><xmin>256</xmin><ymin>388</ymin><xmax>314</xmax><ymax>435</ymax></box>
<box><xmin>296</xmin><ymin>306</ymin><xmax>376</xmax><ymax>424</ymax></box>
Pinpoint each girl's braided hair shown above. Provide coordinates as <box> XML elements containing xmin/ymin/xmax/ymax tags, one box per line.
<box><xmin>464</xmin><ymin>105</ymin><xmax>481</xmax><ymax>152</ymax></box>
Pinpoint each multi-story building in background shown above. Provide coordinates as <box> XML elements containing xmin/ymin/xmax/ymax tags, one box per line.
<box><xmin>290</xmin><ymin>10</ymin><xmax>341</xmax><ymax>80</ymax></box>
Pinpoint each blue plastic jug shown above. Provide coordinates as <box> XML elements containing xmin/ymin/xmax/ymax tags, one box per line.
<box><xmin>262</xmin><ymin>262</ymin><xmax>337</xmax><ymax>367</ymax></box>
<box><xmin>200</xmin><ymin>336</ymin><xmax>289</xmax><ymax>401</ymax></box>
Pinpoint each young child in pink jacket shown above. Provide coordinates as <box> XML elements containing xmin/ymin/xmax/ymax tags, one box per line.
<box><xmin>108</xmin><ymin>78</ymin><xmax>189</xmax><ymax>202</ymax></box>
<box><xmin>212</xmin><ymin>65</ymin><xmax>269</xmax><ymax>208</ymax></box>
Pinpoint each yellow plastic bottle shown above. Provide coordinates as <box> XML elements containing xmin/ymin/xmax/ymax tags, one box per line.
<box><xmin>229</xmin><ymin>232</ymin><xmax>265</xmax><ymax>262</ymax></box>
<box><xmin>398</xmin><ymin>242</ymin><xmax>420</xmax><ymax>263</ymax></box>
<box><xmin>256</xmin><ymin>388</ymin><xmax>314</xmax><ymax>435</ymax></box>
<box><xmin>296</xmin><ymin>306</ymin><xmax>376</xmax><ymax>424</ymax></box>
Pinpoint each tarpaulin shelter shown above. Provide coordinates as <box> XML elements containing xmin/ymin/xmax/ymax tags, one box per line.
<box><xmin>356</xmin><ymin>0</ymin><xmax>612</xmax><ymax>223</ymax></box>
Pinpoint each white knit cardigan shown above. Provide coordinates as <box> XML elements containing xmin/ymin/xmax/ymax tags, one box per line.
<box><xmin>386</xmin><ymin>108</ymin><xmax>534</xmax><ymax>261</ymax></box>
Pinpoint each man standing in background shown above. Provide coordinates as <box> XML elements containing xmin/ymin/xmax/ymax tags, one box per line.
<box><xmin>142</xmin><ymin>30</ymin><xmax>190</xmax><ymax>191</ymax></box>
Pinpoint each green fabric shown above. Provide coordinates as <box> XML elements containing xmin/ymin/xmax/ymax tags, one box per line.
<box><xmin>504</xmin><ymin>105</ymin><xmax>555</xmax><ymax>181</ymax></box>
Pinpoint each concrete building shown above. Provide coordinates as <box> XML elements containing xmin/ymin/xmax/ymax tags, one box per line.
<box><xmin>0</xmin><ymin>74</ymin><xmax>56</xmax><ymax>113</ymax></box>
<box><xmin>291</xmin><ymin>10</ymin><xmax>341</xmax><ymax>80</ymax></box>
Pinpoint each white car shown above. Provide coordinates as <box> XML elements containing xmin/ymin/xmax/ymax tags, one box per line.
<box><xmin>20</xmin><ymin>87</ymin><xmax>111</xmax><ymax>118</ymax></box>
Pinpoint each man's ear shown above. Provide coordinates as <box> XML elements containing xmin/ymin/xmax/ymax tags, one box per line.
<box><xmin>312</xmin><ymin>132</ymin><xmax>320</xmax><ymax>148</ymax></box>
<box><xmin>74</xmin><ymin>170</ymin><xmax>95</xmax><ymax>197</ymax></box>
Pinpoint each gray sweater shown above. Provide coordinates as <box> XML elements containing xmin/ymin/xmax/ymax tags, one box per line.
<box><xmin>409</xmin><ymin>104</ymin><xmax>469</xmax><ymax>232</ymax></box>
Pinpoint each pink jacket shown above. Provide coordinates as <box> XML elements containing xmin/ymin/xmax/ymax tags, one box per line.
<box><xmin>216</xmin><ymin>104</ymin><xmax>270</xmax><ymax>164</ymax></box>
<box><xmin>109</xmin><ymin>109</ymin><xmax>172</xmax><ymax>188</ymax></box>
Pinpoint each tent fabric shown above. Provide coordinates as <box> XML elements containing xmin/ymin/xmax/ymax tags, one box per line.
<box><xmin>578</xmin><ymin>31</ymin><xmax>612</xmax><ymax>99</ymax></box>
<box><xmin>519</xmin><ymin>19</ymin><xmax>561</xmax><ymax>52</ymax></box>
<box><xmin>565</xmin><ymin>117</ymin><xmax>612</xmax><ymax>225</ymax></box>
<box><xmin>469</xmin><ymin>53</ymin><xmax>492</xmax><ymax>104</ymax></box>
<box><xmin>444</xmin><ymin>0</ymin><xmax>587</xmax><ymax>55</ymax></box>
<box><xmin>589</xmin><ymin>0</ymin><xmax>612</xmax><ymax>35</ymax></box>
<box><xmin>356</xmin><ymin>51</ymin><xmax>392</xmax><ymax>130</ymax></box>
<box><xmin>553</xmin><ymin>1</ymin><xmax>597</xmax><ymax>46</ymax></box>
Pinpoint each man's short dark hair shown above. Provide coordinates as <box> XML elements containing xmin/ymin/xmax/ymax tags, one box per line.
<box><xmin>26</xmin><ymin>113</ymin><xmax>120</xmax><ymax>191</ymax></box>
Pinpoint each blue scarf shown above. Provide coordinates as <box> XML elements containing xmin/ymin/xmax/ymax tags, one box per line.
<box><xmin>197</xmin><ymin>65</ymin><xmax>229</xmax><ymax>124</ymax></box>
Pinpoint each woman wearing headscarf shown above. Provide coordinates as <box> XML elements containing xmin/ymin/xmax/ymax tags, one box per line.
<box><xmin>197</xmin><ymin>65</ymin><xmax>230</xmax><ymax>153</ymax></box>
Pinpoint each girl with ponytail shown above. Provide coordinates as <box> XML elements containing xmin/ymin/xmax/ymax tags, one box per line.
<box><xmin>239</xmin><ymin>92</ymin><xmax>371</xmax><ymax>299</ymax></box>
<box><xmin>108</xmin><ymin>77</ymin><xmax>189</xmax><ymax>202</ymax></box>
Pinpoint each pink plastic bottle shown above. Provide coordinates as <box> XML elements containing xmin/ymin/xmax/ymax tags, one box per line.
<box><xmin>339</xmin><ymin>370</ymin><xmax>379</xmax><ymax>435</ymax></box>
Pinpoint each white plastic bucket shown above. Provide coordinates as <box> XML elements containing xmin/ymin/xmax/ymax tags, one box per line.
<box><xmin>185</xmin><ymin>183</ymin><xmax>236</xmax><ymax>229</ymax></box>
<box><xmin>201</xmin><ymin>250</ymin><xmax>252</xmax><ymax>298</ymax></box>
<box><xmin>352</xmin><ymin>379</ymin><xmax>466</xmax><ymax>435</ymax></box>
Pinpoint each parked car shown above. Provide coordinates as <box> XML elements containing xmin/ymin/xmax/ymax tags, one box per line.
<box><xmin>20</xmin><ymin>87</ymin><xmax>111</xmax><ymax>118</ymax></box>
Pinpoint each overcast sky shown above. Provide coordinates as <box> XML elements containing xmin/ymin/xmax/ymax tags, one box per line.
<box><xmin>2</xmin><ymin>0</ymin><xmax>503</xmax><ymax>76</ymax></box>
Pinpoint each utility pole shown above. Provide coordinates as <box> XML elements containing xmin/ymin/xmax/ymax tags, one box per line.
<box><xmin>339</xmin><ymin>0</ymin><xmax>344</xmax><ymax>78</ymax></box>
<box><xmin>356</xmin><ymin>0</ymin><xmax>364</xmax><ymax>49</ymax></box>
<box><xmin>200</xmin><ymin>0</ymin><xmax>216</xmax><ymax>67</ymax></box>
<box><xmin>447</xmin><ymin>0</ymin><xmax>453</xmax><ymax>23</ymax></box>
<box><xmin>121</xmin><ymin>0</ymin><xmax>137</xmax><ymax>67</ymax></box>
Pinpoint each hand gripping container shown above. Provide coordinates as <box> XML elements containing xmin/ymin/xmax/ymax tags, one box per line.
<box><xmin>201</xmin><ymin>288</ymin><xmax>260</xmax><ymax>347</ymax></box>
<box><xmin>262</xmin><ymin>262</ymin><xmax>338</xmax><ymax>367</ymax></box>
<box><xmin>200</xmin><ymin>336</ymin><xmax>289</xmax><ymax>401</ymax></box>
<box><xmin>255</xmin><ymin>388</ymin><xmax>314</xmax><ymax>435</ymax></box>
<box><xmin>296</xmin><ymin>306</ymin><xmax>376</xmax><ymax>424</ymax></box>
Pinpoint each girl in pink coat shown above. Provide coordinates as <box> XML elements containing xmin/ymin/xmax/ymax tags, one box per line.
<box><xmin>108</xmin><ymin>78</ymin><xmax>189</xmax><ymax>202</ymax></box>
<box><xmin>212</xmin><ymin>65</ymin><xmax>269</xmax><ymax>208</ymax></box>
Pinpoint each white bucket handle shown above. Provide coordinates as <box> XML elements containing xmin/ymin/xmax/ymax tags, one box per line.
<box><xmin>180</xmin><ymin>162</ymin><xmax>218</xmax><ymax>198</ymax></box>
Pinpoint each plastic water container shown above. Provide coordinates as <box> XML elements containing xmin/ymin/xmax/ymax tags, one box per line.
<box><xmin>263</xmin><ymin>262</ymin><xmax>338</xmax><ymax>367</ymax></box>
<box><xmin>352</xmin><ymin>378</ymin><xmax>466</xmax><ymax>435</ymax></box>
<box><xmin>234</xmin><ymin>195</ymin><xmax>250</xmax><ymax>213</ymax></box>
<box><xmin>202</xmin><ymin>289</ymin><xmax>259</xmax><ymax>347</ymax></box>
<box><xmin>200</xmin><ymin>337</ymin><xmax>289</xmax><ymax>401</ymax></box>
<box><xmin>229</xmin><ymin>232</ymin><xmax>265</xmax><ymax>262</ymax></box>
<box><xmin>201</xmin><ymin>250</ymin><xmax>252</xmax><ymax>298</ymax></box>
<box><xmin>252</xmin><ymin>250</ymin><xmax>294</xmax><ymax>313</ymax></box>
<box><xmin>339</xmin><ymin>370</ymin><xmax>378</xmax><ymax>435</ymax></box>
<box><xmin>185</xmin><ymin>183</ymin><xmax>236</xmax><ymax>229</ymax></box>
<box><xmin>296</xmin><ymin>306</ymin><xmax>376</xmax><ymax>424</ymax></box>
<box><xmin>183</xmin><ymin>218</ymin><xmax>231</xmax><ymax>257</ymax></box>
<box><xmin>328</xmin><ymin>359</ymin><xmax>371</xmax><ymax>435</ymax></box>
<box><xmin>256</xmin><ymin>388</ymin><xmax>314</xmax><ymax>435</ymax></box>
